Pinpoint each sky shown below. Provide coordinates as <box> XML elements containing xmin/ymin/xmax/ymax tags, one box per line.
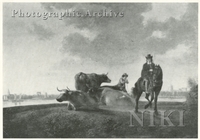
<box><xmin>3</xmin><ymin>3</ymin><xmax>198</xmax><ymax>95</ymax></box>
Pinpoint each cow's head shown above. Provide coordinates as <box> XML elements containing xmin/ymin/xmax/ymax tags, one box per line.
<box><xmin>101</xmin><ymin>72</ymin><xmax>111</xmax><ymax>83</ymax></box>
<box><xmin>56</xmin><ymin>87</ymin><xmax>72</xmax><ymax>102</ymax></box>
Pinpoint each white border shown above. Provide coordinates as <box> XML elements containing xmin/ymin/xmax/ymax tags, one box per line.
<box><xmin>0</xmin><ymin>1</ymin><xmax>199</xmax><ymax>140</ymax></box>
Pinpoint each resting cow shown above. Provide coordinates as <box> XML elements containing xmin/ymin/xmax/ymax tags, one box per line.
<box><xmin>56</xmin><ymin>87</ymin><xmax>98</xmax><ymax>110</ymax></box>
<box><xmin>100</xmin><ymin>88</ymin><xmax>135</xmax><ymax>107</ymax></box>
<box><xmin>56</xmin><ymin>87</ymin><xmax>135</xmax><ymax>110</ymax></box>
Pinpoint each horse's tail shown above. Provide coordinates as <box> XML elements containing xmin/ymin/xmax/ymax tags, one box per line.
<box><xmin>134</xmin><ymin>82</ymin><xmax>138</xmax><ymax>98</ymax></box>
<box><xmin>131</xmin><ymin>83</ymin><xmax>138</xmax><ymax>98</ymax></box>
<box><xmin>132</xmin><ymin>77</ymin><xmax>144</xmax><ymax>98</ymax></box>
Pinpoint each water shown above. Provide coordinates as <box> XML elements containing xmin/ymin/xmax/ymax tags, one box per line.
<box><xmin>140</xmin><ymin>96</ymin><xmax>186</xmax><ymax>102</ymax></box>
<box><xmin>3</xmin><ymin>99</ymin><xmax>62</xmax><ymax>108</ymax></box>
<box><xmin>3</xmin><ymin>96</ymin><xmax>186</xmax><ymax>108</ymax></box>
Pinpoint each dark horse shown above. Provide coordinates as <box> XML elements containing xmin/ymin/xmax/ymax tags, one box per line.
<box><xmin>133</xmin><ymin>65</ymin><xmax>163</xmax><ymax>114</ymax></box>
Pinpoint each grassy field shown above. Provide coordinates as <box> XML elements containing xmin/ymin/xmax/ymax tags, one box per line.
<box><xmin>3</xmin><ymin>94</ymin><xmax>197</xmax><ymax>138</ymax></box>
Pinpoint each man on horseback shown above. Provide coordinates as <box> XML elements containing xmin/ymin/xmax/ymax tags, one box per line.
<box><xmin>141</xmin><ymin>54</ymin><xmax>155</xmax><ymax>98</ymax></box>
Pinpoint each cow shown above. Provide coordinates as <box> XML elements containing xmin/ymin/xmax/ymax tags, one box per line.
<box><xmin>74</xmin><ymin>72</ymin><xmax>111</xmax><ymax>93</ymax></box>
<box><xmin>87</xmin><ymin>87</ymin><xmax>135</xmax><ymax>108</ymax></box>
<box><xmin>99</xmin><ymin>88</ymin><xmax>135</xmax><ymax>107</ymax></box>
<box><xmin>56</xmin><ymin>87</ymin><xmax>98</xmax><ymax>110</ymax></box>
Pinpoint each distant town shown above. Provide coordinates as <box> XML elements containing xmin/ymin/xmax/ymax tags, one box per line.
<box><xmin>3</xmin><ymin>90</ymin><xmax>58</xmax><ymax>102</ymax></box>
<box><xmin>3</xmin><ymin>85</ymin><xmax>189</xmax><ymax>101</ymax></box>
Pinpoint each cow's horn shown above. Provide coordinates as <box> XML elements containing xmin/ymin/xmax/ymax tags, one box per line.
<box><xmin>106</xmin><ymin>72</ymin><xmax>108</xmax><ymax>75</ymax></box>
<box><xmin>66</xmin><ymin>86</ymin><xmax>70</xmax><ymax>90</ymax></box>
<box><xmin>57</xmin><ymin>87</ymin><xmax>67</xmax><ymax>92</ymax></box>
<box><xmin>57</xmin><ymin>87</ymin><xmax>62</xmax><ymax>92</ymax></box>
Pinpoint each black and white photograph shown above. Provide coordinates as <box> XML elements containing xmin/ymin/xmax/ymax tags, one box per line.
<box><xmin>3</xmin><ymin>2</ymin><xmax>198</xmax><ymax>138</ymax></box>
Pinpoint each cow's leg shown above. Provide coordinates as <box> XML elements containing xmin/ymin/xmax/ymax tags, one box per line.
<box><xmin>71</xmin><ymin>103</ymin><xmax>76</xmax><ymax>111</ymax></box>
<box><xmin>67</xmin><ymin>102</ymin><xmax>76</xmax><ymax>111</ymax></box>
<box><xmin>99</xmin><ymin>94</ymin><xmax>106</xmax><ymax>105</ymax></box>
<box><xmin>87</xmin><ymin>87</ymin><xmax>100</xmax><ymax>103</ymax></box>
<box><xmin>67</xmin><ymin>102</ymin><xmax>70</xmax><ymax>110</ymax></box>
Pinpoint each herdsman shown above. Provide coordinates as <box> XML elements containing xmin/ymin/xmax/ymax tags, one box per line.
<box><xmin>117</xmin><ymin>73</ymin><xmax>129</xmax><ymax>92</ymax></box>
<box><xmin>141</xmin><ymin>54</ymin><xmax>155</xmax><ymax>98</ymax></box>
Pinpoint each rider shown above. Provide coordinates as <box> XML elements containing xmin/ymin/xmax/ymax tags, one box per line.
<box><xmin>141</xmin><ymin>54</ymin><xmax>155</xmax><ymax>98</ymax></box>
<box><xmin>117</xmin><ymin>73</ymin><xmax>129</xmax><ymax>93</ymax></box>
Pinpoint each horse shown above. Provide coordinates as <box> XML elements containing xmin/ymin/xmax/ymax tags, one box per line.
<box><xmin>133</xmin><ymin>65</ymin><xmax>163</xmax><ymax>114</ymax></box>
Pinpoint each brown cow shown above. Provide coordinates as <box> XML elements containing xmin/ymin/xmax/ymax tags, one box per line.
<box><xmin>74</xmin><ymin>72</ymin><xmax>111</xmax><ymax>92</ymax></box>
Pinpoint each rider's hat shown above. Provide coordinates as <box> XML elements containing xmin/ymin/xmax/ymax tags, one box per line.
<box><xmin>122</xmin><ymin>73</ymin><xmax>128</xmax><ymax>77</ymax></box>
<box><xmin>146</xmin><ymin>54</ymin><xmax>153</xmax><ymax>59</ymax></box>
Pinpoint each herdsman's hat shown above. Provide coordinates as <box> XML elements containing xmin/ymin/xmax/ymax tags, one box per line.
<box><xmin>146</xmin><ymin>54</ymin><xmax>153</xmax><ymax>59</ymax></box>
<box><xmin>122</xmin><ymin>73</ymin><xmax>128</xmax><ymax>77</ymax></box>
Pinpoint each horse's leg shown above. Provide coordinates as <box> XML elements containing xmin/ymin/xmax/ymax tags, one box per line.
<box><xmin>154</xmin><ymin>87</ymin><xmax>161</xmax><ymax>114</ymax></box>
<box><xmin>149</xmin><ymin>91</ymin><xmax>154</xmax><ymax>108</ymax></box>
<box><xmin>135</xmin><ymin>96</ymin><xmax>139</xmax><ymax>113</ymax></box>
<box><xmin>154</xmin><ymin>93</ymin><xmax>158</xmax><ymax>114</ymax></box>
<box><xmin>135</xmin><ymin>92</ymin><xmax>142</xmax><ymax>113</ymax></box>
<box><xmin>145</xmin><ymin>91</ymin><xmax>154</xmax><ymax>109</ymax></box>
<box><xmin>145</xmin><ymin>93</ymin><xmax>150</xmax><ymax>102</ymax></box>
<box><xmin>144</xmin><ymin>93</ymin><xmax>150</xmax><ymax>109</ymax></box>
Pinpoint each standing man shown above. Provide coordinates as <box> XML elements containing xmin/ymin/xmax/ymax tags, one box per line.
<box><xmin>117</xmin><ymin>73</ymin><xmax>129</xmax><ymax>93</ymax></box>
<box><xmin>141</xmin><ymin>54</ymin><xmax>155</xmax><ymax>98</ymax></box>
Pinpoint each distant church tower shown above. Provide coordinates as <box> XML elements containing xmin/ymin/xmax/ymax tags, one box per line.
<box><xmin>170</xmin><ymin>85</ymin><xmax>174</xmax><ymax>96</ymax></box>
<box><xmin>7</xmin><ymin>89</ymin><xmax>11</xmax><ymax>95</ymax></box>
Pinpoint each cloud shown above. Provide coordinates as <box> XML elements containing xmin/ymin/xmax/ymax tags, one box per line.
<box><xmin>155</xmin><ymin>43</ymin><xmax>198</xmax><ymax>89</ymax></box>
<box><xmin>151</xmin><ymin>30</ymin><xmax>166</xmax><ymax>38</ymax></box>
<box><xmin>61</xmin><ymin>32</ymin><xmax>91</xmax><ymax>55</ymax></box>
<box><xmin>28</xmin><ymin>22</ymin><xmax>55</xmax><ymax>40</ymax></box>
<box><xmin>42</xmin><ymin>3</ymin><xmax>151</xmax><ymax>30</ymax></box>
<box><xmin>142</xmin><ymin>3</ymin><xmax>188</xmax><ymax>25</ymax></box>
<box><xmin>49</xmin><ymin>3</ymin><xmax>198</xmax><ymax>68</ymax></box>
<box><xmin>142</xmin><ymin>3</ymin><xmax>197</xmax><ymax>55</ymax></box>
<box><xmin>46</xmin><ymin>3</ymin><xmax>151</xmax><ymax>66</ymax></box>
<box><xmin>3</xmin><ymin>3</ymin><xmax>198</xmax><ymax>93</ymax></box>
<box><xmin>156</xmin><ymin>44</ymin><xmax>192</xmax><ymax>64</ymax></box>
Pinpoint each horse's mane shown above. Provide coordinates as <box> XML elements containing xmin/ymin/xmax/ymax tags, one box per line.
<box><xmin>154</xmin><ymin>64</ymin><xmax>163</xmax><ymax>81</ymax></box>
<box><xmin>155</xmin><ymin>64</ymin><xmax>161</xmax><ymax>68</ymax></box>
<box><xmin>154</xmin><ymin>64</ymin><xmax>162</xmax><ymax>71</ymax></box>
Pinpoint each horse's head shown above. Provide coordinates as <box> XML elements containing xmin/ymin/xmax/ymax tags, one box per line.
<box><xmin>153</xmin><ymin>65</ymin><xmax>162</xmax><ymax>82</ymax></box>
